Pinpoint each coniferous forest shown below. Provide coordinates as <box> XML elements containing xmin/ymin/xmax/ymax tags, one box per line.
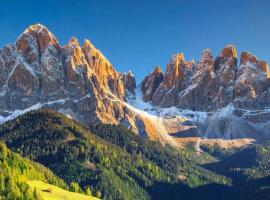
<box><xmin>0</xmin><ymin>110</ymin><xmax>270</xmax><ymax>199</ymax></box>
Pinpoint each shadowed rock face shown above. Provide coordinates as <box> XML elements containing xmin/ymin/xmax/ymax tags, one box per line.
<box><xmin>150</xmin><ymin>53</ymin><xmax>194</xmax><ymax>107</ymax></box>
<box><xmin>234</xmin><ymin>52</ymin><xmax>270</xmax><ymax>109</ymax></box>
<box><xmin>142</xmin><ymin>45</ymin><xmax>270</xmax><ymax>111</ymax></box>
<box><xmin>121</xmin><ymin>71</ymin><xmax>136</xmax><ymax>94</ymax></box>
<box><xmin>141</xmin><ymin>66</ymin><xmax>163</xmax><ymax>102</ymax></box>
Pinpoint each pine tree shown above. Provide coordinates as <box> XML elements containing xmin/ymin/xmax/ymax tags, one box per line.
<box><xmin>70</xmin><ymin>182</ymin><xmax>80</xmax><ymax>193</ymax></box>
<box><xmin>0</xmin><ymin>142</ymin><xmax>7</xmax><ymax>160</ymax></box>
<box><xmin>85</xmin><ymin>186</ymin><xmax>92</xmax><ymax>196</ymax></box>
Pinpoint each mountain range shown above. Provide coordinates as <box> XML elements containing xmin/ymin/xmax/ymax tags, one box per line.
<box><xmin>0</xmin><ymin>24</ymin><xmax>270</xmax><ymax>148</ymax></box>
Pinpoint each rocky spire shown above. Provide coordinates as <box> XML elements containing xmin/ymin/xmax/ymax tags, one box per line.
<box><xmin>234</xmin><ymin>51</ymin><xmax>270</xmax><ymax>108</ymax></box>
<box><xmin>141</xmin><ymin>66</ymin><xmax>163</xmax><ymax>101</ymax></box>
<box><xmin>16</xmin><ymin>24</ymin><xmax>59</xmax><ymax>58</ymax></box>
<box><xmin>150</xmin><ymin>53</ymin><xmax>194</xmax><ymax>107</ymax></box>
<box><xmin>121</xmin><ymin>70</ymin><xmax>136</xmax><ymax>94</ymax></box>
<box><xmin>240</xmin><ymin>51</ymin><xmax>268</xmax><ymax>73</ymax></box>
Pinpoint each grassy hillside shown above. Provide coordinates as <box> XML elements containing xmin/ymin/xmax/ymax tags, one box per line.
<box><xmin>0</xmin><ymin>142</ymin><xmax>67</xmax><ymax>199</ymax></box>
<box><xmin>27</xmin><ymin>181</ymin><xmax>98</xmax><ymax>200</ymax></box>
<box><xmin>0</xmin><ymin>109</ymin><xmax>230</xmax><ymax>200</ymax></box>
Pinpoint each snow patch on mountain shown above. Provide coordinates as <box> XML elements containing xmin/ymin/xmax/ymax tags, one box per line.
<box><xmin>127</xmin><ymin>87</ymin><xmax>209</xmax><ymax>124</ymax></box>
<box><xmin>0</xmin><ymin>99</ymin><xmax>66</xmax><ymax>124</ymax></box>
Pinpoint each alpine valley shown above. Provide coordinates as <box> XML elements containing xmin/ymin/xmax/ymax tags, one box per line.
<box><xmin>0</xmin><ymin>24</ymin><xmax>270</xmax><ymax>200</ymax></box>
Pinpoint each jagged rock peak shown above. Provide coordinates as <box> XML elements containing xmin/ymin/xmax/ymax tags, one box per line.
<box><xmin>240</xmin><ymin>51</ymin><xmax>268</xmax><ymax>73</ymax></box>
<box><xmin>16</xmin><ymin>24</ymin><xmax>58</xmax><ymax>43</ymax></box>
<box><xmin>153</xmin><ymin>65</ymin><xmax>163</xmax><ymax>73</ymax></box>
<box><xmin>240</xmin><ymin>51</ymin><xmax>258</xmax><ymax>64</ymax></box>
<box><xmin>214</xmin><ymin>45</ymin><xmax>238</xmax><ymax>72</ymax></box>
<box><xmin>170</xmin><ymin>53</ymin><xmax>185</xmax><ymax>65</ymax></box>
<box><xmin>202</xmin><ymin>48</ymin><xmax>213</xmax><ymax>59</ymax></box>
<box><xmin>16</xmin><ymin>24</ymin><xmax>58</xmax><ymax>51</ymax></box>
<box><xmin>67</xmin><ymin>37</ymin><xmax>80</xmax><ymax>46</ymax></box>
<box><xmin>198</xmin><ymin>48</ymin><xmax>214</xmax><ymax>67</ymax></box>
<box><xmin>218</xmin><ymin>44</ymin><xmax>237</xmax><ymax>58</ymax></box>
<box><xmin>141</xmin><ymin>66</ymin><xmax>164</xmax><ymax>102</ymax></box>
<box><xmin>259</xmin><ymin>61</ymin><xmax>269</xmax><ymax>73</ymax></box>
<box><xmin>127</xmin><ymin>70</ymin><xmax>134</xmax><ymax>76</ymax></box>
<box><xmin>21</xmin><ymin>24</ymin><xmax>50</xmax><ymax>35</ymax></box>
<box><xmin>83</xmin><ymin>39</ymin><xmax>96</xmax><ymax>51</ymax></box>
<box><xmin>121</xmin><ymin>70</ymin><xmax>136</xmax><ymax>94</ymax></box>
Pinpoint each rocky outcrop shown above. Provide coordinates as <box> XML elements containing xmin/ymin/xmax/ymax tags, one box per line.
<box><xmin>234</xmin><ymin>52</ymin><xmax>270</xmax><ymax>109</ymax></box>
<box><xmin>177</xmin><ymin>49</ymin><xmax>217</xmax><ymax>110</ymax></box>
<box><xmin>121</xmin><ymin>71</ymin><xmax>136</xmax><ymax>94</ymax></box>
<box><xmin>151</xmin><ymin>53</ymin><xmax>194</xmax><ymax>107</ymax></box>
<box><xmin>141</xmin><ymin>66</ymin><xmax>163</xmax><ymax>102</ymax></box>
<box><xmin>0</xmin><ymin>24</ymin><xmax>131</xmax><ymax>130</ymax></box>
<box><xmin>213</xmin><ymin>45</ymin><xmax>238</xmax><ymax>108</ymax></box>
<box><xmin>142</xmin><ymin>45</ymin><xmax>269</xmax><ymax>111</ymax></box>
<box><xmin>180</xmin><ymin>45</ymin><xmax>238</xmax><ymax>110</ymax></box>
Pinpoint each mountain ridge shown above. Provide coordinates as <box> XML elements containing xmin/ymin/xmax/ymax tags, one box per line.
<box><xmin>0</xmin><ymin>24</ymin><xmax>269</xmax><ymax>147</ymax></box>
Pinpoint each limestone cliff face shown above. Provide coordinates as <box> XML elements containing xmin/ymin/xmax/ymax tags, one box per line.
<box><xmin>142</xmin><ymin>45</ymin><xmax>269</xmax><ymax>111</ymax></box>
<box><xmin>151</xmin><ymin>53</ymin><xmax>194</xmax><ymax>107</ymax></box>
<box><xmin>141</xmin><ymin>66</ymin><xmax>163</xmax><ymax>102</ymax></box>
<box><xmin>176</xmin><ymin>49</ymin><xmax>216</xmax><ymax>110</ymax></box>
<box><xmin>121</xmin><ymin>71</ymin><xmax>136</xmax><ymax>94</ymax></box>
<box><xmin>0</xmin><ymin>24</ymin><xmax>182</xmax><ymax>147</ymax></box>
<box><xmin>234</xmin><ymin>52</ymin><xmax>270</xmax><ymax>109</ymax></box>
<box><xmin>0</xmin><ymin>24</ymin><xmax>129</xmax><ymax>127</ymax></box>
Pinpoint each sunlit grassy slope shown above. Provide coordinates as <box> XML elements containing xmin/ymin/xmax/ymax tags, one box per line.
<box><xmin>28</xmin><ymin>181</ymin><xmax>99</xmax><ymax>200</ymax></box>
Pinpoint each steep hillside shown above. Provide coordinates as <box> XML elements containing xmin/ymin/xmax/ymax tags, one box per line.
<box><xmin>0</xmin><ymin>142</ymin><xmax>72</xmax><ymax>199</ymax></box>
<box><xmin>27</xmin><ymin>180</ymin><xmax>98</xmax><ymax>200</ymax></box>
<box><xmin>0</xmin><ymin>109</ymin><xmax>230</xmax><ymax>200</ymax></box>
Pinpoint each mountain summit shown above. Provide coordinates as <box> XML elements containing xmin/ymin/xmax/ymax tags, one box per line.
<box><xmin>0</xmin><ymin>24</ymin><xmax>270</xmax><ymax>147</ymax></box>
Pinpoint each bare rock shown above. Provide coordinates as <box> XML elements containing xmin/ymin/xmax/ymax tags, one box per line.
<box><xmin>121</xmin><ymin>70</ymin><xmax>136</xmax><ymax>94</ymax></box>
<box><xmin>141</xmin><ymin>66</ymin><xmax>163</xmax><ymax>101</ymax></box>
<box><xmin>234</xmin><ymin>51</ymin><xmax>270</xmax><ymax>109</ymax></box>
<box><xmin>151</xmin><ymin>53</ymin><xmax>194</xmax><ymax>107</ymax></box>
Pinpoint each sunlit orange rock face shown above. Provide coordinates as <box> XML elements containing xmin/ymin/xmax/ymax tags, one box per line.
<box><xmin>258</xmin><ymin>61</ymin><xmax>268</xmax><ymax>73</ymax></box>
<box><xmin>240</xmin><ymin>51</ymin><xmax>268</xmax><ymax>73</ymax></box>
<box><xmin>0</xmin><ymin>24</ymin><xmax>130</xmax><ymax>125</ymax></box>
<box><xmin>82</xmin><ymin>39</ymin><xmax>126</xmax><ymax>100</ymax></box>
<box><xmin>151</xmin><ymin>53</ymin><xmax>194</xmax><ymax>107</ymax></box>
<box><xmin>240</xmin><ymin>51</ymin><xmax>258</xmax><ymax>65</ymax></box>
<box><xmin>16</xmin><ymin>24</ymin><xmax>60</xmax><ymax>65</ymax></box>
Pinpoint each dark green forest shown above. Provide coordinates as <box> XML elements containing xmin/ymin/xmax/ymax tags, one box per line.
<box><xmin>0</xmin><ymin>109</ymin><xmax>270</xmax><ymax>200</ymax></box>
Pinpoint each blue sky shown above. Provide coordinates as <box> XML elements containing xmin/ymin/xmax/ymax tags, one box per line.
<box><xmin>1</xmin><ymin>0</ymin><xmax>270</xmax><ymax>82</ymax></box>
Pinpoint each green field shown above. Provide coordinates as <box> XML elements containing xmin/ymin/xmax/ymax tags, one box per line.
<box><xmin>28</xmin><ymin>181</ymin><xmax>99</xmax><ymax>200</ymax></box>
